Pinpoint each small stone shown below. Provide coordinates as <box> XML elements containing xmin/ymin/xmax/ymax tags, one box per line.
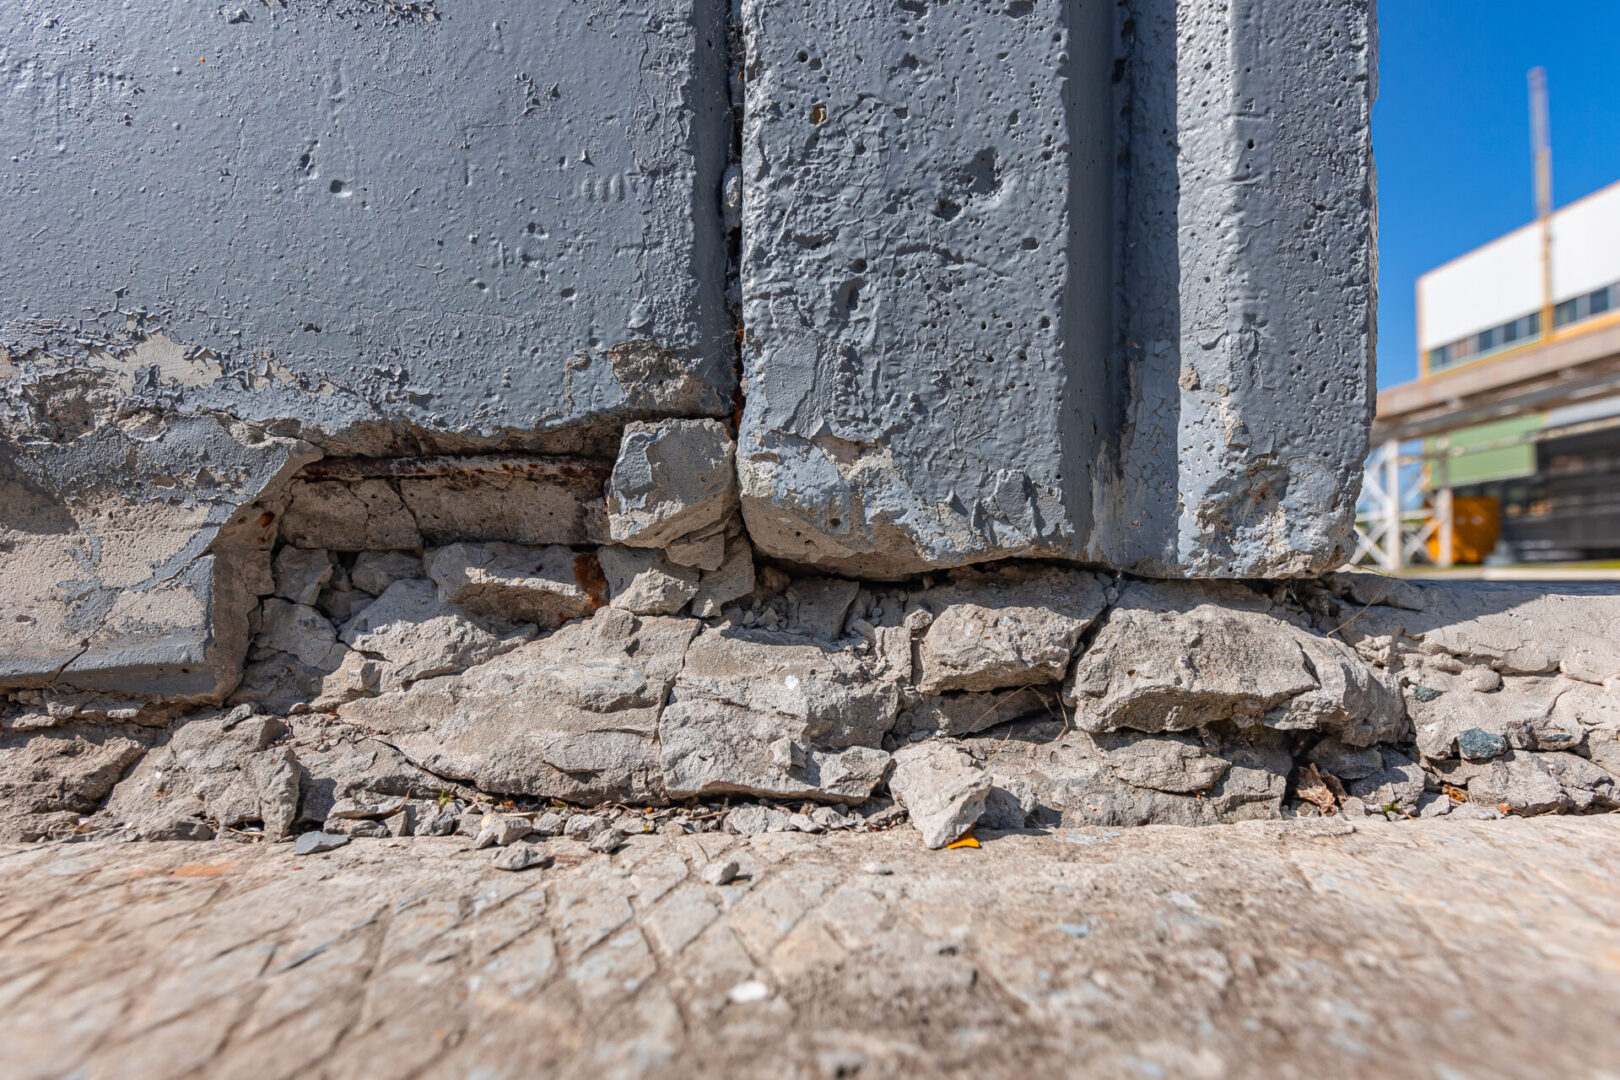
<box><xmin>607</xmin><ymin>419</ymin><xmax>737</xmax><ymax>548</ymax></box>
<box><xmin>617</xmin><ymin>816</ymin><xmax>656</xmax><ymax>836</ymax></box>
<box><xmin>1448</xmin><ymin>802</ymin><xmax>1502</xmax><ymax>821</ymax></box>
<box><xmin>1058</xmin><ymin>921</ymin><xmax>1091</xmax><ymax>938</ymax></box>
<box><xmin>420</xmin><ymin>808</ymin><xmax>460</xmax><ymax>836</ymax></box>
<box><xmin>862</xmin><ymin>862</ymin><xmax>894</xmax><ymax>876</ymax></box>
<box><xmin>599</xmin><ymin>546</ymin><xmax>700</xmax><ymax>615</ymax></box>
<box><xmin>788</xmin><ymin>812</ymin><xmax>822</xmax><ymax>833</ymax></box>
<box><xmin>888</xmin><ymin>740</ymin><xmax>992</xmax><ymax>849</ymax></box>
<box><xmin>700</xmin><ymin>858</ymin><xmax>741</xmax><ymax>886</ymax></box>
<box><xmin>351</xmin><ymin>551</ymin><xmax>426</xmax><ymax>596</ymax></box>
<box><xmin>1337</xmin><ymin>796</ymin><xmax>1372</xmax><ymax>818</ymax></box>
<box><xmin>530</xmin><ymin>811</ymin><xmax>567</xmax><ymax>837</ymax></box>
<box><xmin>325</xmin><ymin>794</ymin><xmax>408</xmax><ymax>821</ymax></box>
<box><xmin>292</xmin><ymin>831</ymin><xmax>351</xmax><ymax>855</ymax></box>
<box><xmin>329</xmin><ymin>818</ymin><xmax>390</xmax><ymax>838</ymax></box>
<box><xmin>587</xmin><ymin>827</ymin><xmax>624</xmax><ymax>854</ymax></box>
<box><xmin>563</xmin><ymin>814</ymin><xmax>602</xmax><ymax>840</ymax></box>
<box><xmin>1410</xmin><ymin>685</ymin><xmax>1443</xmax><ymax>704</ymax></box>
<box><xmin>1416</xmin><ymin>792</ymin><xmax>1453</xmax><ymax>819</ymax></box>
<box><xmin>725</xmin><ymin>805</ymin><xmax>793</xmax><ymax>836</ymax></box>
<box><xmin>1458</xmin><ymin>727</ymin><xmax>1509</xmax><ymax>762</ymax></box>
<box><xmin>727</xmin><ymin>980</ymin><xmax>772</xmax><ymax>1004</ymax></box>
<box><xmin>274</xmin><ymin>546</ymin><xmax>335</xmax><ymax>605</ymax></box>
<box><xmin>493</xmin><ymin>844</ymin><xmax>549</xmax><ymax>872</ymax></box>
<box><xmin>489</xmin><ymin>814</ymin><xmax>534</xmax><ymax>846</ymax></box>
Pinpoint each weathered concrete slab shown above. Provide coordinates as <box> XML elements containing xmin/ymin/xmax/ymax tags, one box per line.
<box><xmin>3</xmin><ymin>818</ymin><xmax>1620</xmax><ymax>1079</ymax></box>
<box><xmin>738</xmin><ymin>0</ymin><xmax>1376</xmax><ymax>577</ymax></box>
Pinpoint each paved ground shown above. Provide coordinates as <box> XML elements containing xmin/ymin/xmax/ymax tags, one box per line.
<box><xmin>1401</xmin><ymin>564</ymin><xmax>1620</xmax><ymax>582</ymax></box>
<box><xmin>4</xmin><ymin>817</ymin><xmax>1620</xmax><ymax>1080</ymax></box>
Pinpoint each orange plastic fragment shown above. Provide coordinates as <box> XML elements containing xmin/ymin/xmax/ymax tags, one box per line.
<box><xmin>945</xmin><ymin>832</ymin><xmax>980</xmax><ymax>850</ymax></box>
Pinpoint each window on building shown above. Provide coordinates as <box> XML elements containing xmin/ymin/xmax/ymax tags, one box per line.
<box><xmin>1527</xmin><ymin>311</ymin><xmax>1542</xmax><ymax>336</ymax></box>
<box><xmin>1503</xmin><ymin>319</ymin><xmax>1520</xmax><ymax>343</ymax></box>
<box><xmin>1590</xmin><ymin>287</ymin><xmax>1611</xmax><ymax>316</ymax></box>
<box><xmin>1556</xmin><ymin>298</ymin><xmax>1580</xmax><ymax>327</ymax></box>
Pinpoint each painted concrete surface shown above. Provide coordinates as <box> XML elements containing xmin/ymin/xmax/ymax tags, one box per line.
<box><xmin>1</xmin><ymin>0</ymin><xmax>1379</xmax><ymax>703</ymax></box>
<box><xmin>1</xmin><ymin>0</ymin><xmax>734</xmax><ymax>443</ymax></box>
<box><xmin>740</xmin><ymin>0</ymin><xmax>1378</xmax><ymax>577</ymax></box>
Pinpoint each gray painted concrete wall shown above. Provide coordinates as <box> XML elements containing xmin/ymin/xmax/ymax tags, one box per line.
<box><xmin>1</xmin><ymin>0</ymin><xmax>1377</xmax><ymax>705</ymax></box>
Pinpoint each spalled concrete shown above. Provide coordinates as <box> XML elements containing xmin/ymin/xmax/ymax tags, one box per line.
<box><xmin>1</xmin><ymin>0</ymin><xmax>733</xmax><ymax>701</ymax></box>
<box><xmin>737</xmin><ymin>0</ymin><xmax>1376</xmax><ymax>577</ymax></box>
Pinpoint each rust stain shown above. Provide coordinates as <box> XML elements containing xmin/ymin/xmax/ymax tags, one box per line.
<box><xmin>171</xmin><ymin>861</ymin><xmax>238</xmax><ymax>878</ymax></box>
<box><xmin>573</xmin><ymin>552</ymin><xmax>608</xmax><ymax>610</ymax></box>
<box><xmin>257</xmin><ymin>512</ymin><xmax>276</xmax><ymax>528</ymax></box>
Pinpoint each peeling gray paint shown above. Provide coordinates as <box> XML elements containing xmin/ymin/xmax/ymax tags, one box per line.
<box><xmin>1</xmin><ymin>0</ymin><xmax>734</xmax><ymax>442</ymax></box>
<box><xmin>1</xmin><ymin>0</ymin><xmax>1379</xmax><ymax>706</ymax></box>
<box><xmin>737</xmin><ymin>0</ymin><xmax>1376</xmax><ymax>578</ymax></box>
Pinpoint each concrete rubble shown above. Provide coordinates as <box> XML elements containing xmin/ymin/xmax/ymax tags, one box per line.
<box><xmin>4</xmin><ymin>560</ymin><xmax>1618</xmax><ymax>850</ymax></box>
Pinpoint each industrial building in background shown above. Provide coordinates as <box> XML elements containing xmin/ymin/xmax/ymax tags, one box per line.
<box><xmin>1362</xmin><ymin>68</ymin><xmax>1620</xmax><ymax>570</ymax></box>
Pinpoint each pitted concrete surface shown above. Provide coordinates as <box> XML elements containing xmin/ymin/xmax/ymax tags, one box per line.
<box><xmin>1</xmin><ymin>0</ymin><xmax>734</xmax><ymax>438</ymax></box>
<box><xmin>4</xmin><ymin>818</ymin><xmax>1619</xmax><ymax>1079</ymax></box>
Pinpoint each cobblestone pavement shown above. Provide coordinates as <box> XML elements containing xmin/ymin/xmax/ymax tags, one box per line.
<box><xmin>4</xmin><ymin>817</ymin><xmax>1620</xmax><ymax>1080</ymax></box>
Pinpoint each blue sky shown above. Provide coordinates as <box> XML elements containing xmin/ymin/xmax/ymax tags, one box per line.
<box><xmin>1375</xmin><ymin>1</ymin><xmax>1620</xmax><ymax>388</ymax></box>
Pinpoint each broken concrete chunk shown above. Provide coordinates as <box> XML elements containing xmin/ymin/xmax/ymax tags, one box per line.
<box><xmin>783</xmin><ymin>576</ymin><xmax>861</xmax><ymax>639</ymax></box>
<box><xmin>280</xmin><ymin>479</ymin><xmax>422</xmax><ymax>551</ymax></box>
<box><xmin>0</xmin><ymin>726</ymin><xmax>150</xmax><ymax>842</ymax></box>
<box><xmin>351</xmin><ymin>551</ymin><xmax>426</xmax><ymax>597</ymax></box>
<box><xmin>659</xmin><ymin>697</ymin><xmax>891</xmax><ymax>802</ymax></box>
<box><xmin>914</xmin><ymin>566</ymin><xmax>1109</xmax><ymax>694</ymax></box>
<box><xmin>1344</xmin><ymin>748</ymin><xmax>1425</xmax><ymax>814</ymax></box>
<box><xmin>897</xmin><ymin>686</ymin><xmax>1055</xmax><ymax>739</ymax></box>
<box><xmin>340</xmin><ymin>579</ymin><xmax>532</xmax><ymax>692</ymax></box>
<box><xmin>1067</xmin><ymin>582</ymin><xmax>1316</xmax><ymax>734</ymax></box>
<box><xmin>607</xmin><ymin>419</ymin><xmax>737</xmax><ymax>549</ymax></box>
<box><xmin>1268</xmin><ymin>634</ymin><xmax>1407</xmax><ymax>747</ymax></box>
<box><xmin>1466</xmin><ymin>751</ymin><xmax>1572</xmax><ymax>816</ymax></box>
<box><xmin>426</xmin><ymin>542</ymin><xmax>599</xmax><ymax>628</ymax></box>
<box><xmin>599</xmin><ymin>546</ymin><xmax>700</xmax><ymax>615</ymax></box>
<box><xmin>665</xmin><ymin>520</ymin><xmax>730</xmax><ymax>571</ymax></box>
<box><xmin>100</xmin><ymin>713</ymin><xmax>292</xmax><ymax>838</ymax></box>
<box><xmin>1304</xmin><ymin>738</ymin><xmax>1384</xmax><ymax>782</ymax></box>
<box><xmin>692</xmin><ymin>536</ymin><xmax>756</xmax><ymax>618</ymax></box>
<box><xmin>340</xmin><ymin>610</ymin><xmax>697</xmax><ymax>803</ymax></box>
<box><xmin>1089</xmin><ymin>730</ymin><xmax>1231</xmax><ymax>795</ymax></box>
<box><xmin>273</xmin><ymin>547</ymin><xmax>334</xmax><ymax>606</ymax></box>
<box><xmin>257</xmin><ymin>600</ymin><xmax>344</xmax><ymax>670</ymax></box>
<box><xmin>888</xmin><ymin>740</ymin><xmax>991</xmax><ymax>850</ymax></box>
